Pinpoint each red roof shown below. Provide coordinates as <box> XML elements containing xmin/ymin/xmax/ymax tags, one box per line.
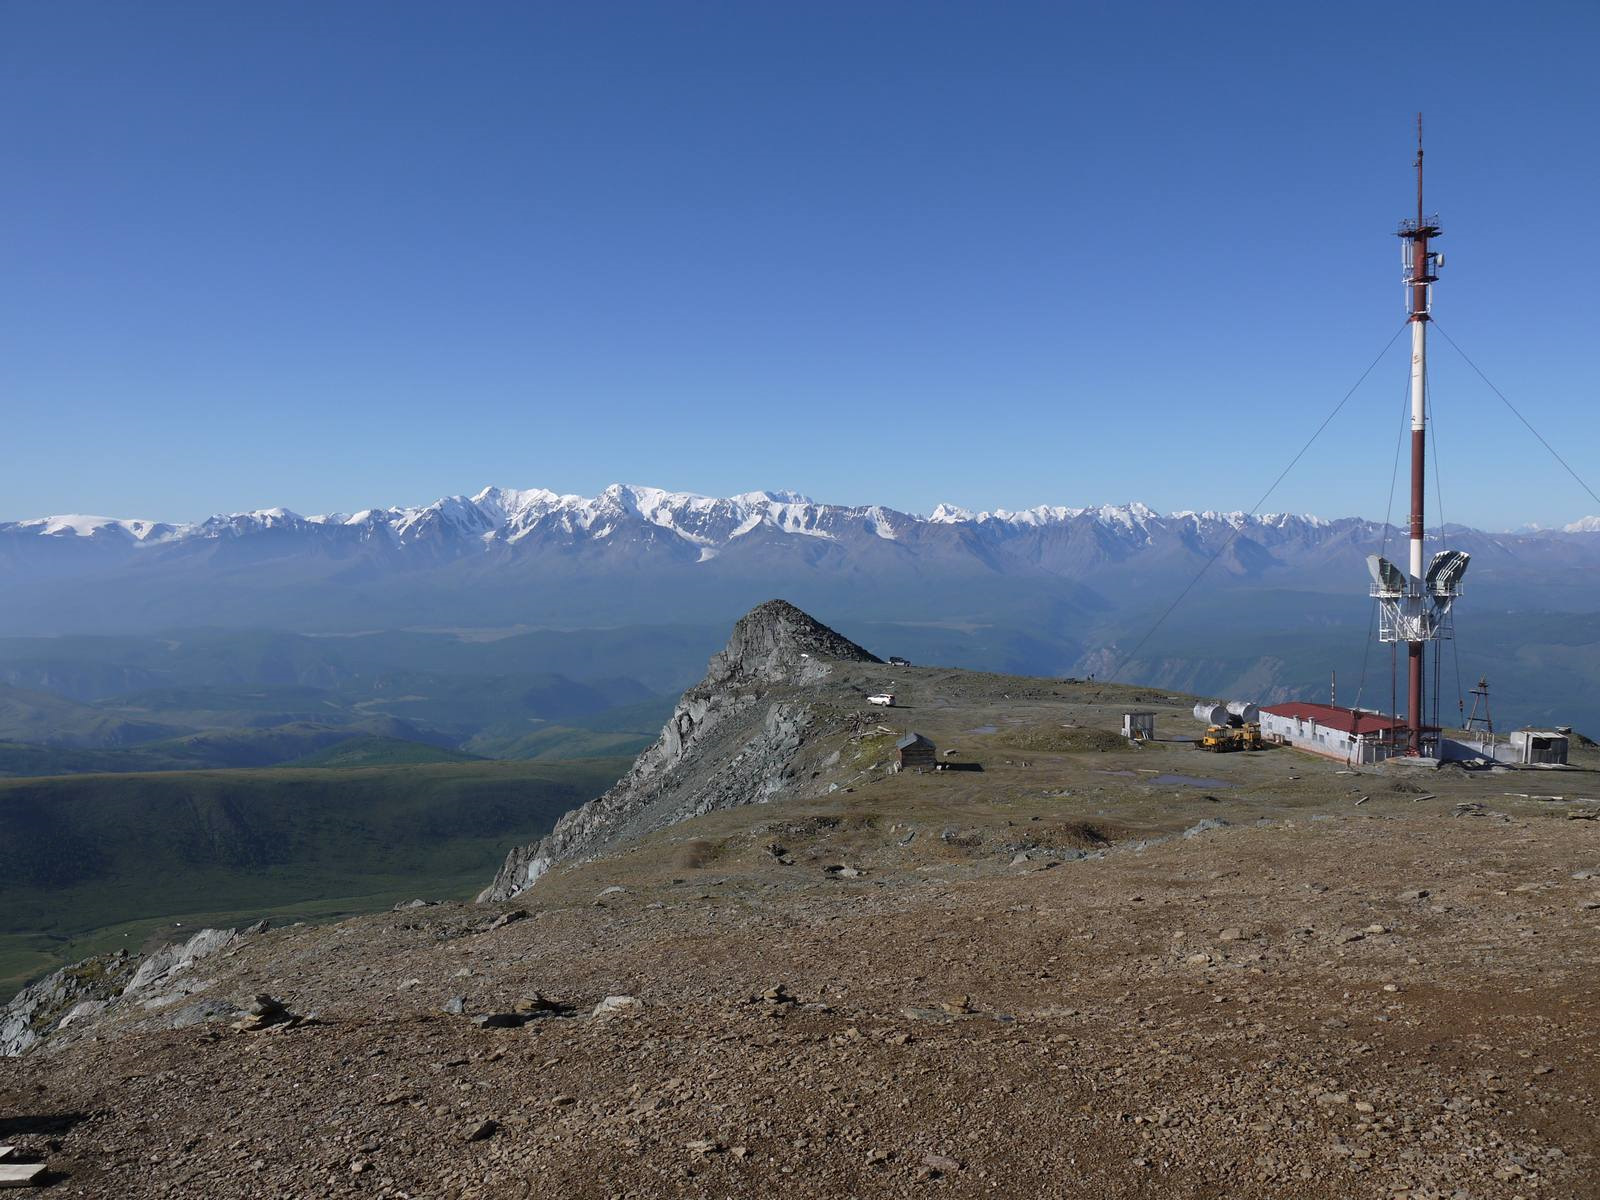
<box><xmin>1261</xmin><ymin>702</ymin><xmax>1406</xmax><ymax>737</ymax></box>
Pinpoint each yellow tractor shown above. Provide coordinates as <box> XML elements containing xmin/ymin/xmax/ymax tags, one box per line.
<box><xmin>1199</xmin><ymin>723</ymin><xmax>1264</xmax><ymax>752</ymax></box>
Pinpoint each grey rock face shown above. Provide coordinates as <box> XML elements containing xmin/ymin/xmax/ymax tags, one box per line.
<box><xmin>481</xmin><ymin>600</ymin><xmax>877</xmax><ymax>900</ymax></box>
<box><xmin>3</xmin><ymin>924</ymin><xmax>247</xmax><ymax>1056</ymax></box>
<box><xmin>2</xmin><ymin>951</ymin><xmax>138</xmax><ymax>1056</ymax></box>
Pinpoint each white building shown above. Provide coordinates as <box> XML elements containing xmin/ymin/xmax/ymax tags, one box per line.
<box><xmin>1259</xmin><ymin>702</ymin><xmax>1407</xmax><ymax>765</ymax></box>
<box><xmin>1507</xmin><ymin>730</ymin><xmax>1569</xmax><ymax>765</ymax></box>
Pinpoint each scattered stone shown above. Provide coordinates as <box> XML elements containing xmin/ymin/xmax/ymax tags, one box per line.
<box><xmin>824</xmin><ymin>864</ymin><xmax>865</xmax><ymax>878</ymax></box>
<box><xmin>233</xmin><ymin>994</ymin><xmax>297</xmax><ymax>1032</ymax></box>
<box><xmin>241</xmin><ymin>919</ymin><xmax>270</xmax><ymax>936</ymax></box>
<box><xmin>596</xmin><ymin>886</ymin><xmax>627</xmax><ymax>898</ymax></box>
<box><xmin>1315</xmin><ymin>1092</ymin><xmax>1350</xmax><ymax>1107</ymax></box>
<box><xmin>1366</xmin><ymin>924</ymin><xmax>1389</xmax><ymax>935</ymax></box>
<box><xmin>940</xmin><ymin>995</ymin><xmax>975</xmax><ymax>1015</ymax></box>
<box><xmin>685</xmin><ymin>1140</ymin><xmax>723</xmax><ymax>1156</ymax></box>
<box><xmin>392</xmin><ymin>899</ymin><xmax>434</xmax><ymax>910</ymax></box>
<box><xmin>1397</xmin><ymin>888</ymin><xmax>1430</xmax><ymax>901</ymax></box>
<box><xmin>442</xmin><ymin>996</ymin><xmax>466</xmax><ymax>1015</ymax></box>
<box><xmin>922</xmin><ymin>1153</ymin><xmax>961</xmax><ymax>1173</ymax></box>
<box><xmin>759</xmin><ymin>984</ymin><xmax>797</xmax><ymax>1007</ymax></box>
<box><xmin>592</xmin><ymin>995</ymin><xmax>644</xmax><ymax>1019</ymax></box>
<box><xmin>1219</xmin><ymin>927</ymin><xmax>1245</xmax><ymax>941</ymax></box>
<box><xmin>486</xmin><ymin>909</ymin><xmax>528</xmax><ymax>931</ymax></box>
<box><xmin>1185</xmin><ymin>953</ymin><xmax>1214</xmax><ymax>967</ymax></box>
<box><xmin>465</xmin><ymin>1119</ymin><xmax>498</xmax><ymax>1143</ymax></box>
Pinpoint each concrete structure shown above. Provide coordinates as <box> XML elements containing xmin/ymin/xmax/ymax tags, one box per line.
<box><xmin>1507</xmin><ymin>730</ymin><xmax>1569</xmax><ymax>766</ymax></box>
<box><xmin>1259</xmin><ymin>702</ymin><xmax>1407</xmax><ymax>765</ymax></box>
<box><xmin>894</xmin><ymin>732</ymin><xmax>936</xmax><ymax>772</ymax></box>
<box><xmin>1122</xmin><ymin>711</ymin><xmax>1156</xmax><ymax>740</ymax></box>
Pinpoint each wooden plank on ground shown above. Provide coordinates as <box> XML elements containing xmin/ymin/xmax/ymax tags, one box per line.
<box><xmin>0</xmin><ymin>1161</ymin><xmax>46</xmax><ymax>1187</ymax></box>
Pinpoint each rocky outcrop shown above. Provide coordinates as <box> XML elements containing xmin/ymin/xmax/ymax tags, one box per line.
<box><xmin>2</xmin><ymin>925</ymin><xmax>247</xmax><ymax>1056</ymax></box>
<box><xmin>2</xmin><ymin>951</ymin><xmax>139</xmax><ymax>1056</ymax></box>
<box><xmin>481</xmin><ymin>600</ymin><xmax>878</xmax><ymax>900</ymax></box>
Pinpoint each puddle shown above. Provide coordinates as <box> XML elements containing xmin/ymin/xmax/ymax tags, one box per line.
<box><xmin>1150</xmin><ymin>774</ymin><xmax>1234</xmax><ymax>789</ymax></box>
<box><xmin>966</xmin><ymin>725</ymin><xmax>998</xmax><ymax>734</ymax></box>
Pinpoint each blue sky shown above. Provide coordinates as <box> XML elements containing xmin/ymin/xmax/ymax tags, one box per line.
<box><xmin>3</xmin><ymin>1</ymin><xmax>1597</xmax><ymax>528</ymax></box>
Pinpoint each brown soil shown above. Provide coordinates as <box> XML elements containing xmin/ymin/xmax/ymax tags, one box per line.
<box><xmin>4</xmin><ymin>675</ymin><xmax>1599</xmax><ymax>1199</ymax></box>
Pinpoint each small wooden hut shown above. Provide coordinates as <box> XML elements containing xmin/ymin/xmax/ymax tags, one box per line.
<box><xmin>895</xmin><ymin>732</ymin><xmax>936</xmax><ymax>772</ymax></box>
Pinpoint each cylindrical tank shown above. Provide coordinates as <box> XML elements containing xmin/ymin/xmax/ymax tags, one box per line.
<box><xmin>1226</xmin><ymin>700</ymin><xmax>1260</xmax><ymax>724</ymax></box>
<box><xmin>1193</xmin><ymin>702</ymin><xmax>1228</xmax><ymax>726</ymax></box>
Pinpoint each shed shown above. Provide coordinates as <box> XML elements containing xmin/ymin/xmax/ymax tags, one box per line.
<box><xmin>1507</xmin><ymin>730</ymin><xmax>1569</xmax><ymax>765</ymax></box>
<box><xmin>894</xmin><ymin>732</ymin><xmax>937</xmax><ymax>772</ymax></box>
<box><xmin>1122</xmin><ymin>711</ymin><xmax>1156</xmax><ymax>740</ymax></box>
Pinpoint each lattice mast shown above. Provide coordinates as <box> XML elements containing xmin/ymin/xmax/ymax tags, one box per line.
<box><xmin>1368</xmin><ymin>116</ymin><xmax>1468</xmax><ymax>756</ymax></box>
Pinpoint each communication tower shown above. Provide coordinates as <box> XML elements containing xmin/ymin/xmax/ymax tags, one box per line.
<box><xmin>1365</xmin><ymin>117</ymin><xmax>1470</xmax><ymax>756</ymax></box>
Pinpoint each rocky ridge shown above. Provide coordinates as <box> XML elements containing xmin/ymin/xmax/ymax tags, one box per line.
<box><xmin>1</xmin><ymin>924</ymin><xmax>259</xmax><ymax>1056</ymax></box>
<box><xmin>481</xmin><ymin>600</ymin><xmax>879</xmax><ymax>900</ymax></box>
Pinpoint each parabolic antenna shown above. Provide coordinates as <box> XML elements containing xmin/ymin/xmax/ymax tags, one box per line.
<box><xmin>1366</xmin><ymin>554</ymin><xmax>1406</xmax><ymax>594</ymax></box>
<box><xmin>1425</xmin><ymin>549</ymin><xmax>1470</xmax><ymax>595</ymax></box>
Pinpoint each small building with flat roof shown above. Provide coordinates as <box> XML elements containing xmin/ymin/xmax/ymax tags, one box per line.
<box><xmin>1122</xmin><ymin>711</ymin><xmax>1156</xmax><ymax>740</ymax></box>
<box><xmin>1507</xmin><ymin>729</ymin><xmax>1569</xmax><ymax>765</ymax></box>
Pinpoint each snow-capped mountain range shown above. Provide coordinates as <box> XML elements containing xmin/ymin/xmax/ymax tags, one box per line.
<box><xmin>10</xmin><ymin>484</ymin><xmax>1595</xmax><ymax>552</ymax></box>
<box><xmin>3</xmin><ymin>483</ymin><xmax>1598</xmax><ymax>637</ymax></box>
<box><xmin>0</xmin><ymin>483</ymin><xmax>1452</xmax><ymax>549</ymax></box>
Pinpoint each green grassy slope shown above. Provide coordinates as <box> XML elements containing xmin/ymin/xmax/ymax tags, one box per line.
<box><xmin>286</xmin><ymin>736</ymin><xmax>484</xmax><ymax>767</ymax></box>
<box><xmin>0</xmin><ymin>757</ymin><xmax>628</xmax><ymax>996</ymax></box>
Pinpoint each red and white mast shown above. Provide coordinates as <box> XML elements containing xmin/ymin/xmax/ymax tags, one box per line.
<box><xmin>1402</xmin><ymin>117</ymin><xmax>1437</xmax><ymax>755</ymax></box>
<box><xmin>1367</xmin><ymin>116</ymin><xmax>1467</xmax><ymax>758</ymax></box>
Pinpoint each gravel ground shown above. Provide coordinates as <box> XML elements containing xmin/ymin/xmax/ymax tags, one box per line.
<box><xmin>3</xmin><ymin>811</ymin><xmax>1598</xmax><ymax>1199</ymax></box>
<box><xmin>4</xmin><ymin>674</ymin><xmax>1598</xmax><ymax>1198</ymax></box>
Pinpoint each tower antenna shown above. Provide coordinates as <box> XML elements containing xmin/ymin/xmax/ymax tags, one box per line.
<box><xmin>1416</xmin><ymin>113</ymin><xmax>1424</xmax><ymax>229</ymax></box>
<box><xmin>1367</xmin><ymin>115</ymin><xmax>1467</xmax><ymax>757</ymax></box>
